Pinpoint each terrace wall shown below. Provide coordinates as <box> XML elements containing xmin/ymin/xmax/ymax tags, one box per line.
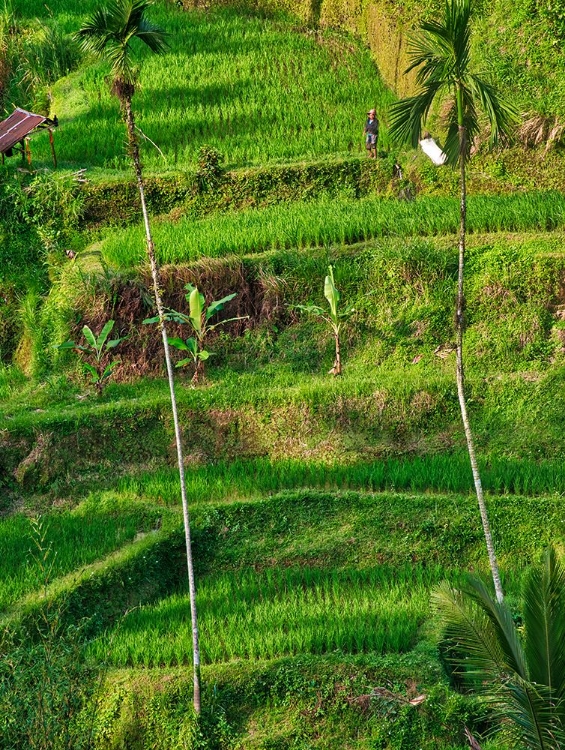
<box><xmin>82</xmin><ymin>157</ymin><xmax>394</xmax><ymax>226</ymax></box>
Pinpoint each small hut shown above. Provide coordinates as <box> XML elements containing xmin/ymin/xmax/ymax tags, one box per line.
<box><xmin>0</xmin><ymin>107</ymin><xmax>59</xmax><ymax>167</ymax></box>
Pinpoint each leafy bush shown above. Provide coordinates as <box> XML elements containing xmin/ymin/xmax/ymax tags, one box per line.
<box><xmin>195</xmin><ymin>145</ymin><xmax>225</xmax><ymax>192</ymax></box>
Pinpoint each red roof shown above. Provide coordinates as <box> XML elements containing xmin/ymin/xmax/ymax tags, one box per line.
<box><xmin>0</xmin><ymin>108</ymin><xmax>47</xmax><ymax>154</ymax></box>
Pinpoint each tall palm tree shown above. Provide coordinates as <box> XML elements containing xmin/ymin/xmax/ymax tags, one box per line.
<box><xmin>76</xmin><ymin>0</ymin><xmax>202</xmax><ymax>713</ymax></box>
<box><xmin>434</xmin><ymin>548</ymin><xmax>565</xmax><ymax>749</ymax></box>
<box><xmin>389</xmin><ymin>0</ymin><xmax>516</xmax><ymax>604</ymax></box>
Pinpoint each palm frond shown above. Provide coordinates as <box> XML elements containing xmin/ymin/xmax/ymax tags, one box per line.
<box><xmin>497</xmin><ymin>678</ymin><xmax>563</xmax><ymax>750</ymax></box>
<box><xmin>463</xmin><ymin>576</ymin><xmax>529</xmax><ymax>679</ymax></box>
<box><xmin>443</xmin><ymin>119</ymin><xmax>461</xmax><ymax>167</ymax></box>
<box><xmin>432</xmin><ymin>580</ymin><xmax>511</xmax><ymax>685</ymax></box>
<box><xmin>389</xmin><ymin>82</ymin><xmax>444</xmax><ymax>148</ymax></box>
<box><xmin>458</xmin><ymin>670</ymin><xmax>557</xmax><ymax>750</ymax></box>
<box><xmin>406</xmin><ymin>28</ymin><xmax>455</xmax><ymax>86</ymax></box>
<box><xmin>75</xmin><ymin>0</ymin><xmax>167</xmax><ymax>87</ymax></box>
<box><xmin>469</xmin><ymin>74</ymin><xmax>518</xmax><ymax>146</ymax></box>
<box><xmin>135</xmin><ymin>20</ymin><xmax>168</xmax><ymax>54</ymax></box>
<box><xmin>524</xmin><ymin>549</ymin><xmax>565</xmax><ymax>703</ymax></box>
<box><xmin>74</xmin><ymin>8</ymin><xmax>114</xmax><ymax>54</ymax></box>
<box><xmin>441</xmin><ymin>0</ymin><xmax>472</xmax><ymax>76</ymax></box>
<box><xmin>438</xmin><ymin>95</ymin><xmax>473</xmax><ymax>166</ymax></box>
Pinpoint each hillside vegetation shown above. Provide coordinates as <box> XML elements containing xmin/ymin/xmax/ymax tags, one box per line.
<box><xmin>2</xmin><ymin>0</ymin><xmax>565</xmax><ymax>748</ymax></box>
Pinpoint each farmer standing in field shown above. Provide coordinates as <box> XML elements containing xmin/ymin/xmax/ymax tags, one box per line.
<box><xmin>364</xmin><ymin>108</ymin><xmax>379</xmax><ymax>158</ymax></box>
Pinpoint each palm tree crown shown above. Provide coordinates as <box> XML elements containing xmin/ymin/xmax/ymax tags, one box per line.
<box><xmin>389</xmin><ymin>0</ymin><xmax>515</xmax><ymax>163</ymax></box>
<box><xmin>75</xmin><ymin>0</ymin><xmax>167</xmax><ymax>91</ymax></box>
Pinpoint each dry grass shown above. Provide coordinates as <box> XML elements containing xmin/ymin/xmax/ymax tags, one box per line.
<box><xmin>519</xmin><ymin>114</ymin><xmax>565</xmax><ymax>151</ymax></box>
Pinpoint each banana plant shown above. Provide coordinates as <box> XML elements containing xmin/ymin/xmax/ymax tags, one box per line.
<box><xmin>145</xmin><ymin>283</ymin><xmax>247</xmax><ymax>382</ymax></box>
<box><xmin>296</xmin><ymin>266</ymin><xmax>354</xmax><ymax>376</ymax></box>
<box><xmin>59</xmin><ymin>320</ymin><xmax>127</xmax><ymax>394</ymax></box>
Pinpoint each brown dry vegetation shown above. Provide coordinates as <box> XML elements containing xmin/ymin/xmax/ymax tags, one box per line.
<box><xmin>71</xmin><ymin>258</ymin><xmax>289</xmax><ymax>379</ymax></box>
<box><xmin>519</xmin><ymin>114</ymin><xmax>565</xmax><ymax>151</ymax></box>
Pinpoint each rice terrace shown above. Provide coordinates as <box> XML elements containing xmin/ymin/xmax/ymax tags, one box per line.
<box><xmin>4</xmin><ymin>0</ymin><xmax>565</xmax><ymax>746</ymax></box>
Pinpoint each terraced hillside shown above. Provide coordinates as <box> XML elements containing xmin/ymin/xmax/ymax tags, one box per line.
<box><xmin>2</xmin><ymin>0</ymin><xmax>565</xmax><ymax>748</ymax></box>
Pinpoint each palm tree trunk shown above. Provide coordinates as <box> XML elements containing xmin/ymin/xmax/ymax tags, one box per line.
<box><xmin>123</xmin><ymin>96</ymin><xmax>202</xmax><ymax>712</ymax></box>
<box><xmin>456</xmin><ymin>122</ymin><xmax>504</xmax><ymax>604</ymax></box>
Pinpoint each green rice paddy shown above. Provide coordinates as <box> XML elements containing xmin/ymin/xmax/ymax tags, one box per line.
<box><xmin>0</xmin><ymin>496</ymin><xmax>165</xmax><ymax>612</ymax></box>
<box><xmin>118</xmin><ymin>454</ymin><xmax>565</xmax><ymax>504</ymax></box>
<box><xmin>24</xmin><ymin>3</ymin><xmax>393</xmax><ymax>171</ymax></box>
<box><xmin>99</xmin><ymin>191</ymin><xmax>565</xmax><ymax>268</ymax></box>
<box><xmin>88</xmin><ymin>565</ymin><xmax>443</xmax><ymax>666</ymax></box>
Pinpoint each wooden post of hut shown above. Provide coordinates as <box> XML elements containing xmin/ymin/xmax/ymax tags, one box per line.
<box><xmin>48</xmin><ymin>129</ymin><xmax>57</xmax><ymax>168</ymax></box>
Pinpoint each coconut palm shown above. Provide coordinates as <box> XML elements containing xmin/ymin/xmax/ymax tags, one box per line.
<box><xmin>433</xmin><ymin>548</ymin><xmax>565</xmax><ymax>749</ymax></box>
<box><xmin>389</xmin><ymin>0</ymin><xmax>516</xmax><ymax>604</ymax></box>
<box><xmin>76</xmin><ymin>0</ymin><xmax>202</xmax><ymax>713</ymax></box>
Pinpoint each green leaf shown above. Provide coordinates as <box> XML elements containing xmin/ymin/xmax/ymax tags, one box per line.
<box><xmin>82</xmin><ymin>362</ymin><xmax>99</xmax><ymax>381</ymax></box>
<box><xmin>188</xmin><ymin>287</ymin><xmax>204</xmax><ymax>334</ymax></box>
<box><xmin>106</xmin><ymin>337</ymin><xmax>126</xmax><ymax>349</ymax></box>
<box><xmin>96</xmin><ymin>320</ymin><xmax>115</xmax><ymax>349</ymax></box>
<box><xmin>324</xmin><ymin>266</ymin><xmax>340</xmax><ymax>322</ymax></box>
<box><xmin>168</xmin><ymin>336</ymin><xmax>190</xmax><ymax>352</ymax></box>
<box><xmin>206</xmin><ymin>293</ymin><xmax>237</xmax><ymax>321</ymax></box>
<box><xmin>295</xmin><ymin>304</ymin><xmax>325</xmax><ymax>317</ymax></box>
<box><xmin>82</xmin><ymin>325</ymin><xmax>97</xmax><ymax>349</ymax></box>
<box><xmin>175</xmin><ymin>358</ymin><xmax>192</xmax><ymax>368</ymax></box>
<box><xmin>166</xmin><ymin>310</ymin><xmax>190</xmax><ymax>325</ymax></box>
<box><xmin>208</xmin><ymin>315</ymin><xmax>249</xmax><ymax>331</ymax></box>
<box><xmin>101</xmin><ymin>361</ymin><xmax>119</xmax><ymax>379</ymax></box>
<box><xmin>198</xmin><ymin>350</ymin><xmax>212</xmax><ymax>360</ymax></box>
<box><xmin>142</xmin><ymin>315</ymin><xmax>160</xmax><ymax>325</ymax></box>
<box><xmin>57</xmin><ymin>341</ymin><xmax>77</xmax><ymax>350</ymax></box>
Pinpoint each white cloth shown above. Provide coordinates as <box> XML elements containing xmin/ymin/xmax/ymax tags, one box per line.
<box><xmin>419</xmin><ymin>137</ymin><xmax>447</xmax><ymax>165</ymax></box>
